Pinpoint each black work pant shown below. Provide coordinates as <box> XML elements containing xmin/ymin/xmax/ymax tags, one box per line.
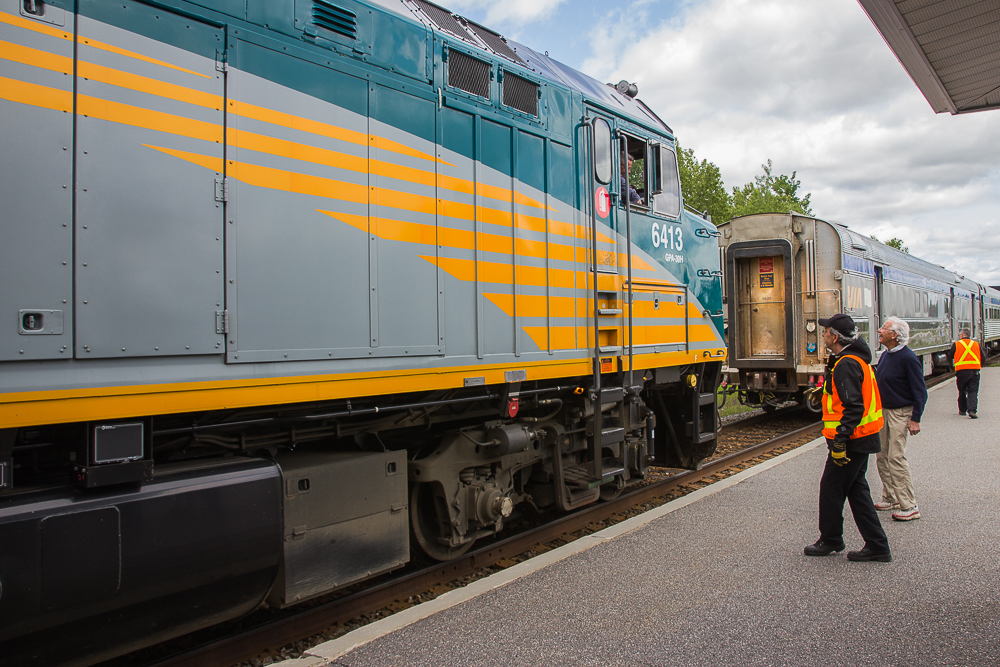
<box><xmin>819</xmin><ymin>448</ymin><xmax>889</xmax><ymax>553</ymax></box>
<box><xmin>956</xmin><ymin>369</ymin><xmax>980</xmax><ymax>414</ymax></box>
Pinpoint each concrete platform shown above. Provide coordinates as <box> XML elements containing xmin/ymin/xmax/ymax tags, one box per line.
<box><xmin>289</xmin><ymin>369</ymin><xmax>999</xmax><ymax>667</ymax></box>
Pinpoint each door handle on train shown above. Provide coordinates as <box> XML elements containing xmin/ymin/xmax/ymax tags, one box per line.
<box><xmin>696</xmin><ymin>227</ymin><xmax>721</xmax><ymax>238</ymax></box>
<box><xmin>697</xmin><ymin>269</ymin><xmax>723</xmax><ymax>277</ymax></box>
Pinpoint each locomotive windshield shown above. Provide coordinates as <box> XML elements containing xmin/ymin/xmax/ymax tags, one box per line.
<box><xmin>652</xmin><ymin>144</ymin><xmax>681</xmax><ymax>218</ymax></box>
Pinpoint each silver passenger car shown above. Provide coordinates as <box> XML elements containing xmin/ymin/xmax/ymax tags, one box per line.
<box><xmin>718</xmin><ymin>213</ymin><xmax>972</xmax><ymax>410</ymax></box>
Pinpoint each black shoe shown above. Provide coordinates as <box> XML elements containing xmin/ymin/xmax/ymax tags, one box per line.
<box><xmin>959</xmin><ymin>411</ymin><xmax>966</xmax><ymax>416</ymax></box>
<box><xmin>804</xmin><ymin>539</ymin><xmax>846</xmax><ymax>557</ymax></box>
<box><xmin>969</xmin><ymin>412</ymin><xmax>978</xmax><ymax>419</ymax></box>
<box><xmin>847</xmin><ymin>546</ymin><xmax>892</xmax><ymax>562</ymax></box>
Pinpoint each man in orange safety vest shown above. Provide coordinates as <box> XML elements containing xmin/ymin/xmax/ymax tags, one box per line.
<box><xmin>948</xmin><ymin>329</ymin><xmax>981</xmax><ymax>419</ymax></box>
<box><xmin>804</xmin><ymin>313</ymin><xmax>891</xmax><ymax>563</ymax></box>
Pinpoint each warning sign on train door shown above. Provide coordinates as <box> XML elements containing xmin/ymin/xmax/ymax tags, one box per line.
<box><xmin>595</xmin><ymin>186</ymin><xmax>610</xmax><ymax>219</ymax></box>
<box><xmin>759</xmin><ymin>257</ymin><xmax>775</xmax><ymax>288</ymax></box>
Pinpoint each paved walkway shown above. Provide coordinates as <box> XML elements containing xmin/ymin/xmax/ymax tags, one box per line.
<box><xmin>283</xmin><ymin>369</ymin><xmax>1000</xmax><ymax>667</ymax></box>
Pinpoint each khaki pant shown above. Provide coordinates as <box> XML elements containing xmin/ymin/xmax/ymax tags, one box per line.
<box><xmin>876</xmin><ymin>406</ymin><xmax>917</xmax><ymax>510</ymax></box>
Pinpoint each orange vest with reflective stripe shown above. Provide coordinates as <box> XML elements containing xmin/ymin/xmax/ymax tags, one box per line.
<box><xmin>954</xmin><ymin>339</ymin><xmax>981</xmax><ymax>371</ymax></box>
<box><xmin>822</xmin><ymin>354</ymin><xmax>884</xmax><ymax>440</ymax></box>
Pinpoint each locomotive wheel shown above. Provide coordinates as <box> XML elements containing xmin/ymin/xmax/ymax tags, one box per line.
<box><xmin>410</xmin><ymin>482</ymin><xmax>475</xmax><ymax>562</ymax></box>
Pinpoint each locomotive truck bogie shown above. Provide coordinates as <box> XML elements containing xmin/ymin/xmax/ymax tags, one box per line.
<box><xmin>407</xmin><ymin>378</ymin><xmax>665</xmax><ymax>561</ymax></box>
<box><xmin>409</xmin><ymin>424</ymin><xmax>539</xmax><ymax>560</ymax></box>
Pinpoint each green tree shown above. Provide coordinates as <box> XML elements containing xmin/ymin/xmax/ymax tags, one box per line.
<box><xmin>730</xmin><ymin>160</ymin><xmax>812</xmax><ymax>219</ymax></box>
<box><xmin>677</xmin><ymin>144</ymin><xmax>732</xmax><ymax>223</ymax></box>
<box><xmin>870</xmin><ymin>235</ymin><xmax>909</xmax><ymax>253</ymax></box>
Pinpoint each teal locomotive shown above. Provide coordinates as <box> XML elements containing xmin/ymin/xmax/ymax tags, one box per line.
<box><xmin>0</xmin><ymin>1</ymin><xmax>724</xmax><ymax>664</ymax></box>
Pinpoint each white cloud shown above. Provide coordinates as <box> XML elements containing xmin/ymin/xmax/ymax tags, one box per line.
<box><xmin>580</xmin><ymin>0</ymin><xmax>1000</xmax><ymax>282</ymax></box>
<box><xmin>446</xmin><ymin>0</ymin><xmax>568</xmax><ymax>25</ymax></box>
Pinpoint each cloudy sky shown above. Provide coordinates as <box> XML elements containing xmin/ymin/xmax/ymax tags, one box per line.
<box><xmin>445</xmin><ymin>0</ymin><xmax>1000</xmax><ymax>285</ymax></box>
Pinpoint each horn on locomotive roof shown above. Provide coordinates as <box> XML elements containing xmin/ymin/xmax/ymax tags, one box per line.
<box><xmin>613</xmin><ymin>80</ymin><xmax>639</xmax><ymax>98</ymax></box>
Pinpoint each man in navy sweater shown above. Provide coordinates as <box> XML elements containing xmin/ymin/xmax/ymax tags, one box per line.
<box><xmin>874</xmin><ymin>317</ymin><xmax>927</xmax><ymax>522</ymax></box>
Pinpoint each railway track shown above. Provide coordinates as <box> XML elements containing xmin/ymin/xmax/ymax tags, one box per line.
<box><xmin>126</xmin><ymin>368</ymin><xmax>969</xmax><ymax>667</ymax></box>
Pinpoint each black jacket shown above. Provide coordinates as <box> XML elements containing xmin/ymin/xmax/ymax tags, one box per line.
<box><xmin>824</xmin><ymin>337</ymin><xmax>881</xmax><ymax>454</ymax></box>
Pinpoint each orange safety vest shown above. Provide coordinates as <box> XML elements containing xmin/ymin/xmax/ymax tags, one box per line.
<box><xmin>822</xmin><ymin>354</ymin><xmax>884</xmax><ymax>440</ymax></box>
<box><xmin>954</xmin><ymin>339</ymin><xmax>981</xmax><ymax>371</ymax></box>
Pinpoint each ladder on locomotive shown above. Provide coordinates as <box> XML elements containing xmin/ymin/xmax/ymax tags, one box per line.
<box><xmin>551</xmin><ymin>127</ymin><xmax>634</xmax><ymax>510</ymax></box>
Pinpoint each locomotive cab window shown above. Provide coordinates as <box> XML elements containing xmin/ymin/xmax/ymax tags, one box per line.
<box><xmin>651</xmin><ymin>144</ymin><xmax>681</xmax><ymax>219</ymax></box>
<box><xmin>620</xmin><ymin>134</ymin><xmax>648</xmax><ymax>209</ymax></box>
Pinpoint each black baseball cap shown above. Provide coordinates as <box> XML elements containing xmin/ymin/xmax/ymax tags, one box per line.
<box><xmin>818</xmin><ymin>314</ymin><xmax>857</xmax><ymax>337</ymax></box>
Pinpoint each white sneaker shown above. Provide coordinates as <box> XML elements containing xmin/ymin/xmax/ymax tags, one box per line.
<box><xmin>874</xmin><ymin>501</ymin><xmax>899</xmax><ymax>511</ymax></box>
<box><xmin>892</xmin><ymin>506</ymin><xmax>921</xmax><ymax>521</ymax></box>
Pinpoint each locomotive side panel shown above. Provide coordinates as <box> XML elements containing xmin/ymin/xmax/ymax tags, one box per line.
<box><xmin>225</xmin><ymin>43</ymin><xmax>375</xmax><ymax>359</ymax></box>
<box><xmin>0</xmin><ymin>3</ymin><xmax>74</xmax><ymax>361</ymax></box>
<box><xmin>478</xmin><ymin>117</ymin><xmax>519</xmax><ymax>355</ymax></box>
<box><xmin>438</xmin><ymin>104</ymin><xmax>480</xmax><ymax>356</ymax></box>
<box><xmin>370</xmin><ymin>86</ymin><xmax>442</xmax><ymax>352</ymax></box>
<box><xmin>74</xmin><ymin>2</ymin><xmax>227</xmax><ymax>358</ymax></box>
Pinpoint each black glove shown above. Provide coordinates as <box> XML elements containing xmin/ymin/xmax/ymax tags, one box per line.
<box><xmin>830</xmin><ymin>438</ymin><xmax>850</xmax><ymax>467</ymax></box>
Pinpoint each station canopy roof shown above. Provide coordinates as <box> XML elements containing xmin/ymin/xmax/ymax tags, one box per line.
<box><xmin>858</xmin><ymin>0</ymin><xmax>1000</xmax><ymax>114</ymax></box>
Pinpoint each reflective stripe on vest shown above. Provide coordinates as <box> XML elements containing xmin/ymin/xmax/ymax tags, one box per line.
<box><xmin>822</xmin><ymin>354</ymin><xmax>884</xmax><ymax>440</ymax></box>
<box><xmin>954</xmin><ymin>339</ymin><xmax>981</xmax><ymax>371</ymax></box>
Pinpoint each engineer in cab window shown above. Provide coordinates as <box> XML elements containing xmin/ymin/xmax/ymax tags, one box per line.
<box><xmin>621</xmin><ymin>153</ymin><xmax>643</xmax><ymax>206</ymax></box>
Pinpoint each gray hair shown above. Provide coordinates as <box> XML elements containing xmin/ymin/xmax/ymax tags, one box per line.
<box><xmin>960</xmin><ymin>328</ymin><xmax>971</xmax><ymax>339</ymax></box>
<box><xmin>827</xmin><ymin>323</ymin><xmax>859</xmax><ymax>347</ymax></box>
<box><xmin>883</xmin><ymin>316</ymin><xmax>910</xmax><ymax>346</ymax></box>
<box><xmin>835</xmin><ymin>331</ymin><xmax>858</xmax><ymax>347</ymax></box>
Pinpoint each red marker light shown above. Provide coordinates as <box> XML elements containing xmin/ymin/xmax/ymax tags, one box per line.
<box><xmin>506</xmin><ymin>397</ymin><xmax>520</xmax><ymax>418</ymax></box>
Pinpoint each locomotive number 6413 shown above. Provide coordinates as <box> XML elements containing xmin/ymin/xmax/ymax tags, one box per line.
<box><xmin>652</xmin><ymin>222</ymin><xmax>684</xmax><ymax>251</ymax></box>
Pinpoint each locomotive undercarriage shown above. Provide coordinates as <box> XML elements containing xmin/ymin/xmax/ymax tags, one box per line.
<box><xmin>3</xmin><ymin>366</ymin><xmax>719</xmax><ymax>554</ymax></box>
<box><xmin>0</xmin><ymin>367</ymin><xmax>719</xmax><ymax>666</ymax></box>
